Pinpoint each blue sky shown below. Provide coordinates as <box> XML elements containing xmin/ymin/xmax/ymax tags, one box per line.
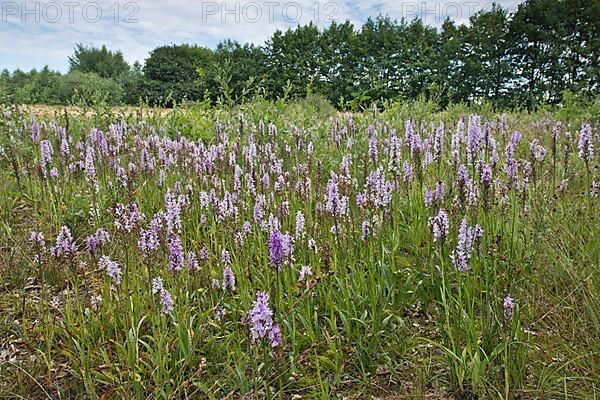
<box><xmin>0</xmin><ymin>0</ymin><xmax>523</xmax><ymax>72</ymax></box>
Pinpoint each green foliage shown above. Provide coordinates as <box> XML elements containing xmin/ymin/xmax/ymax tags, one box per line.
<box><xmin>3</xmin><ymin>0</ymin><xmax>599</xmax><ymax>110</ymax></box>
<box><xmin>556</xmin><ymin>90</ymin><xmax>600</xmax><ymax>125</ymax></box>
<box><xmin>119</xmin><ymin>61</ymin><xmax>145</xmax><ymax>105</ymax></box>
<box><xmin>69</xmin><ymin>43</ymin><xmax>130</xmax><ymax>79</ymax></box>
<box><xmin>458</xmin><ymin>6</ymin><xmax>513</xmax><ymax>106</ymax></box>
<box><xmin>212</xmin><ymin>40</ymin><xmax>267</xmax><ymax>103</ymax></box>
<box><xmin>0</xmin><ymin>68</ymin><xmax>124</xmax><ymax>106</ymax></box>
<box><xmin>382</xmin><ymin>95</ymin><xmax>441</xmax><ymax>123</ymax></box>
<box><xmin>0</xmin><ymin>67</ymin><xmax>63</xmax><ymax>104</ymax></box>
<box><xmin>59</xmin><ymin>71</ymin><xmax>124</xmax><ymax>106</ymax></box>
<box><xmin>142</xmin><ymin>44</ymin><xmax>214</xmax><ymax>106</ymax></box>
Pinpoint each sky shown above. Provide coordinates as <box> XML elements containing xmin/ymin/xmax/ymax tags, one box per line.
<box><xmin>0</xmin><ymin>0</ymin><xmax>523</xmax><ymax>72</ymax></box>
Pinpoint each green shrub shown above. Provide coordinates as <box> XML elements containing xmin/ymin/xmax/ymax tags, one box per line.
<box><xmin>58</xmin><ymin>71</ymin><xmax>124</xmax><ymax>106</ymax></box>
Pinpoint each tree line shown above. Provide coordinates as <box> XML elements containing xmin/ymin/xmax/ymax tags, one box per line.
<box><xmin>1</xmin><ymin>0</ymin><xmax>598</xmax><ymax>110</ymax></box>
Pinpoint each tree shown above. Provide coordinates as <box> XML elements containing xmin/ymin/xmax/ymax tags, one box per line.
<box><xmin>212</xmin><ymin>40</ymin><xmax>267</xmax><ymax>102</ymax></box>
<box><xmin>354</xmin><ymin>16</ymin><xmax>406</xmax><ymax>103</ymax></box>
<box><xmin>265</xmin><ymin>23</ymin><xmax>322</xmax><ymax>99</ymax></box>
<box><xmin>463</xmin><ymin>5</ymin><xmax>513</xmax><ymax>106</ymax></box>
<box><xmin>119</xmin><ymin>61</ymin><xmax>145</xmax><ymax>105</ymax></box>
<box><xmin>433</xmin><ymin>18</ymin><xmax>466</xmax><ymax>106</ymax></box>
<box><xmin>508</xmin><ymin>0</ymin><xmax>564</xmax><ymax>108</ymax></box>
<box><xmin>142</xmin><ymin>44</ymin><xmax>214</xmax><ymax>105</ymax></box>
<box><xmin>69</xmin><ymin>44</ymin><xmax>130</xmax><ymax>79</ymax></box>
<box><xmin>560</xmin><ymin>0</ymin><xmax>600</xmax><ymax>95</ymax></box>
<box><xmin>403</xmin><ymin>18</ymin><xmax>439</xmax><ymax>100</ymax></box>
<box><xmin>319</xmin><ymin>21</ymin><xmax>359</xmax><ymax>104</ymax></box>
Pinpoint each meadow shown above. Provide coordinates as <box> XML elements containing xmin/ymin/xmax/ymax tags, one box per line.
<box><xmin>0</xmin><ymin>99</ymin><xmax>598</xmax><ymax>399</ymax></box>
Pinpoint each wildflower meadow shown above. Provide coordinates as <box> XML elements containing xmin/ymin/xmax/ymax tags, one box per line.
<box><xmin>0</xmin><ymin>101</ymin><xmax>598</xmax><ymax>399</ymax></box>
